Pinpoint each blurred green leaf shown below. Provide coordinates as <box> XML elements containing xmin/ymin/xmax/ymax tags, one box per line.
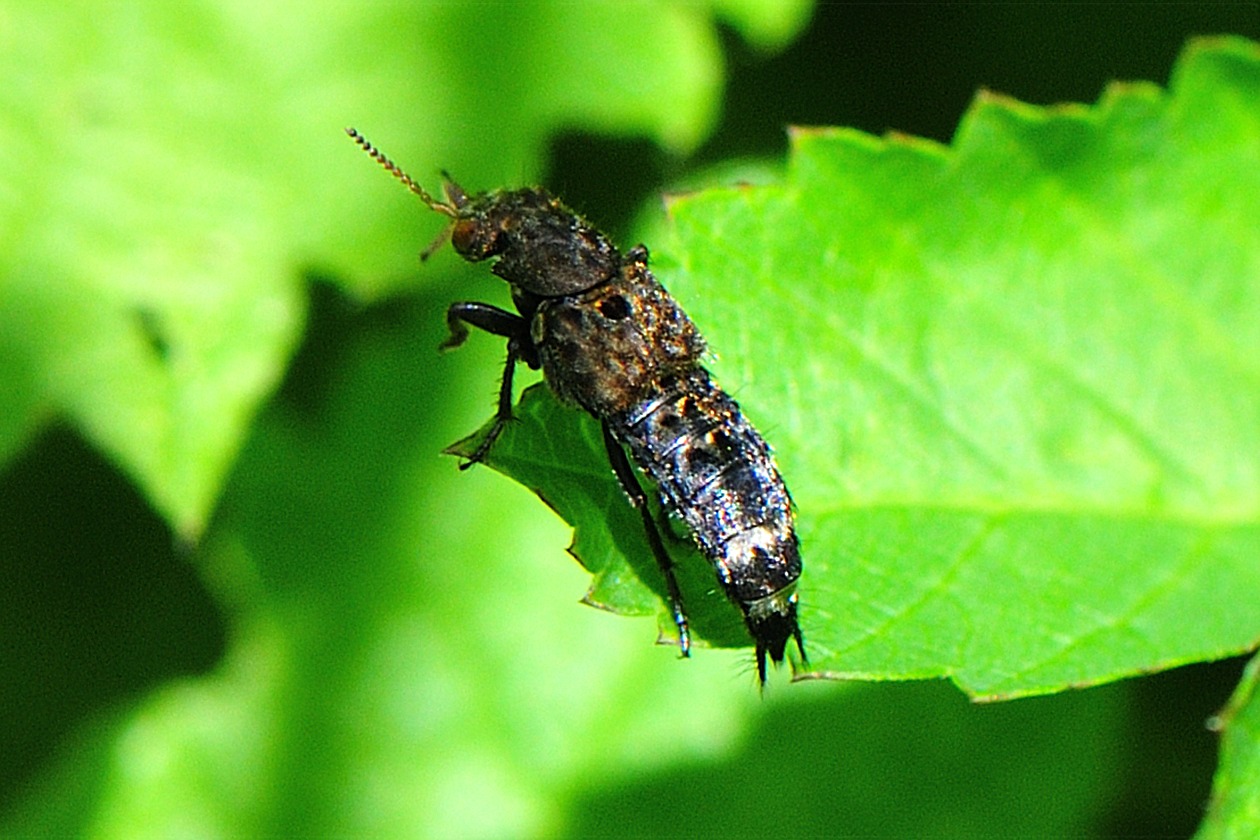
<box><xmin>710</xmin><ymin>0</ymin><xmax>814</xmax><ymax>52</ymax></box>
<box><xmin>567</xmin><ymin>678</ymin><xmax>1130</xmax><ymax>837</ymax></box>
<box><xmin>0</xmin><ymin>0</ymin><xmax>806</xmax><ymax>538</ymax></box>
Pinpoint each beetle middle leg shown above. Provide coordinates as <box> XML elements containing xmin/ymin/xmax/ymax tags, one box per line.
<box><xmin>442</xmin><ymin>301</ymin><xmax>536</xmax><ymax>469</ymax></box>
<box><xmin>602</xmin><ymin>423</ymin><xmax>691</xmax><ymax>658</ymax></box>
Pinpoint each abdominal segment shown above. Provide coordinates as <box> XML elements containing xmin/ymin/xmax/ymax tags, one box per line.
<box><xmin>610</xmin><ymin>368</ymin><xmax>801</xmax><ymax>611</ymax></box>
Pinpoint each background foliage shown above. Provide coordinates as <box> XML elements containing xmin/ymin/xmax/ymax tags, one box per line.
<box><xmin>2</xmin><ymin>3</ymin><xmax>1258</xmax><ymax>838</ymax></box>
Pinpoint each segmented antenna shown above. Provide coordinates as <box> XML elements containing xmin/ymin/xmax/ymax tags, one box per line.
<box><xmin>345</xmin><ymin>127</ymin><xmax>456</xmax><ymax>218</ymax></box>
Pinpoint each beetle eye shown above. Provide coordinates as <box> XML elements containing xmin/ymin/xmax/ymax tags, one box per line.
<box><xmin>446</xmin><ymin>220</ymin><xmax>478</xmax><ymax>256</ymax></box>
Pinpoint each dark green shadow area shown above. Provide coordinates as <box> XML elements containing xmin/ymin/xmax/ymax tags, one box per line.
<box><xmin>565</xmin><ymin>657</ymin><xmax>1244</xmax><ymax>838</ymax></box>
<box><xmin>0</xmin><ymin>425</ymin><xmax>226</xmax><ymax>816</ymax></box>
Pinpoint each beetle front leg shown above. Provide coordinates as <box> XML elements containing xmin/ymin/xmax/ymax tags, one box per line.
<box><xmin>441</xmin><ymin>301</ymin><xmax>530</xmax><ymax>351</ymax></box>
<box><xmin>442</xmin><ymin>301</ymin><xmax>534</xmax><ymax>469</ymax></box>
<box><xmin>458</xmin><ymin>339</ymin><xmax>527</xmax><ymax>469</ymax></box>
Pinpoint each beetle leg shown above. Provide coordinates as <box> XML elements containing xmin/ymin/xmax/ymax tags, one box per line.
<box><xmin>443</xmin><ymin>302</ymin><xmax>533</xmax><ymax>469</ymax></box>
<box><xmin>602</xmin><ymin>422</ymin><xmax>691</xmax><ymax>658</ymax></box>
<box><xmin>441</xmin><ymin>301</ymin><xmax>528</xmax><ymax>350</ymax></box>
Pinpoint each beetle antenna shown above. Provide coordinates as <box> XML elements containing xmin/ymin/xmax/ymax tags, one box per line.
<box><xmin>345</xmin><ymin>127</ymin><xmax>457</xmax><ymax>218</ymax></box>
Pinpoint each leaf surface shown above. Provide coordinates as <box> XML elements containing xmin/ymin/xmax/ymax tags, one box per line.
<box><xmin>475</xmin><ymin>36</ymin><xmax>1260</xmax><ymax>699</ymax></box>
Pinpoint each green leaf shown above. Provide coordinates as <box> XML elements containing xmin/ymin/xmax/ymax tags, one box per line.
<box><xmin>709</xmin><ymin>0</ymin><xmax>814</xmax><ymax>52</ymax></box>
<box><xmin>1198</xmin><ymin>654</ymin><xmax>1260</xmax><ymax>838</ymax></box>
<box><xmin>0</xmin><ymin>0</ymin><xmax>801</xmax><ymax>537</ymax></box>
<box><xmin>467</xmin><ymin>36</ymin><xmax>1260</xmax><ymax>699</ymax></box>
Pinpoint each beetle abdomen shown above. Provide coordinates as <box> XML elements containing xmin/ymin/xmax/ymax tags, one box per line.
<box><xmin>611</xmin><ymin>367</ymin><xmax>803</xmax><ymax>678</ymax></box>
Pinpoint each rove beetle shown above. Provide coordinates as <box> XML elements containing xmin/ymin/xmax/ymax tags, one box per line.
<box><xmin>348</xmin><ymin>128</ymin><xmax>804</xmax><ymax>683</ymax></box>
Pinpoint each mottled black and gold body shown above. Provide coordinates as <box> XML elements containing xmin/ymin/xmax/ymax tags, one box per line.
<box><xmin>349</xmin><ymin>128</ymin><xmax>804</xmax><ymax>682</ymax></box>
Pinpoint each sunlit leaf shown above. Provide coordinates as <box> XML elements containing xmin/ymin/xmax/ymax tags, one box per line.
<box><xmin>473</xmin><ymin>36</ymin><xmax>1260</xmax><ymax>700</ymax></box>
